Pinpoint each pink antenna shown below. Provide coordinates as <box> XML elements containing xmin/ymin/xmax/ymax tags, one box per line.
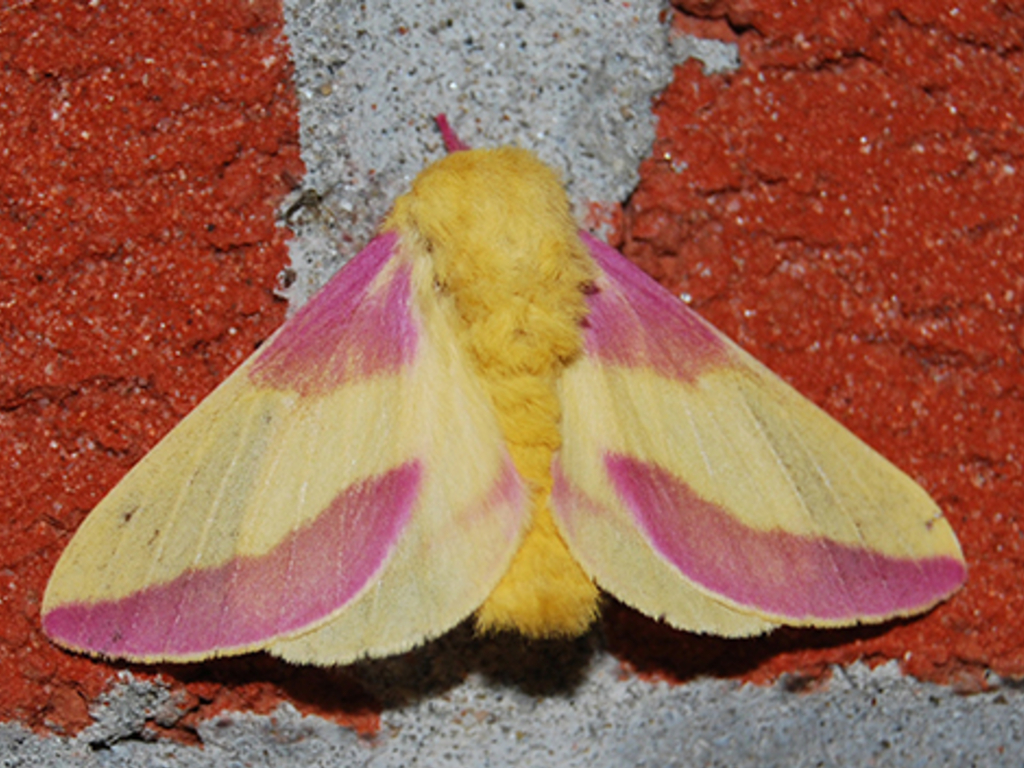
<box><xmin>435</xmin><ymin>114</ymin><xmax>469</xmax><ymax>153</ymax></box>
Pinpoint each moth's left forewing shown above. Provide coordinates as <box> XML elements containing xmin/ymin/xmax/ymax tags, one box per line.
<box><xmin>553</xmin><ymin>234</ymin><xmax>966</xmax><ymax>634</ymax></box>
<box><xmin>43</xmin><ymin>233</ymin><xmax>529</xmax><ymax>664</ymax></box>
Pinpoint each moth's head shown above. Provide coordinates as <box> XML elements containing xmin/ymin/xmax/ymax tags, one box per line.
<box><xmin>385</xmin><ymin>147</ymin><xmax>577</xmax><ymax>264</ymax></box>
<box><xmin>386</xmin><ymin>146</ymin><xmax>593</xmax><ymax>343</ymax></box>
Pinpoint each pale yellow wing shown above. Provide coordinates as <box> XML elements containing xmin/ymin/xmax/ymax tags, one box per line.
<box><xmin>43</xmin><ymin>233</ymin><xmax>529</xmax><ymax>664</ymax></box>
<box><xmin>551</xmin><ymin>234</ymin><xmax>965</xmax><ymax>636</ymax></box>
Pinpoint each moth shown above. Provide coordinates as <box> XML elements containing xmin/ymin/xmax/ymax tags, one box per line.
<box><xmin>42</xmin><ymin>118</ymin><xmax>965</xmax><ymax>665</ymax></box>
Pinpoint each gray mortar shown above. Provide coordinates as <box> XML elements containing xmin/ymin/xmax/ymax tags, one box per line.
<box><xmin>278</xmin><ymin>0</ymin><xmax>737</xmax><ymax>307</ymax></box>
<box><xmin>7</xmin><ymin>662</ymin><xmax>1023</xmax><ymax>766</ymax></box>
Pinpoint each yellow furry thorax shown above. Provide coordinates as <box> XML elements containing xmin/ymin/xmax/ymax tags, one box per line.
<box><xmin>386</xmin><ymin>147</ymin><xmax>601</xmax><ymax>637</ymax></box>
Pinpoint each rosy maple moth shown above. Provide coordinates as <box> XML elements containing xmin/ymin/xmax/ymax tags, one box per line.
<box><xmin>42</xmin><ymin>117</ymin><xmax>966</xmax><ymax>665</ymax></box>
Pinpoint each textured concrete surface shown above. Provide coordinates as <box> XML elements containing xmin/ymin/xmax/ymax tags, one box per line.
<box><xmin>3</xmin><ymin>659</ymin><xmax>1022</xmax><ymax>766</ymax></box>
<box><xmin>279</xmin><ymin>0</ymin><xmax>734</xmax><ymax>306</ymax></box>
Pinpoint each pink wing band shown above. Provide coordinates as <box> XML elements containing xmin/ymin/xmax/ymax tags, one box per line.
<box><xmin>250</xmin><ymin>232</ymin><xmax>418</xmax><ymax>396</ymax></box>
<box><xmin>42</xmin><ymin>462</ymin><xmax>421</xmax><ymax>658</ymax></box>
<box><xmin>603</xmin><ymin>454</ymin><xmax>967</xmax><ymax>621</ymax></box>
<box><xmin>580</xmin><ymin>232</ymin><xmax>729</xmax><ymax>381</ymax></box>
